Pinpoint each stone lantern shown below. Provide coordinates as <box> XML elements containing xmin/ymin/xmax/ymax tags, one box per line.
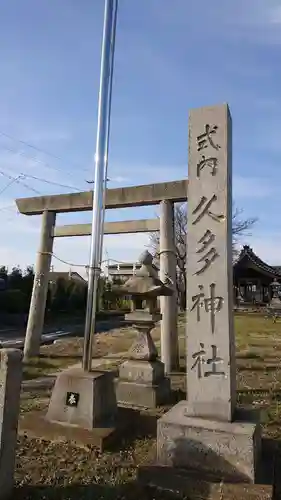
<box><xmin>269</xmin><ymin>278</ymin><xmax>281</xmax><ymax>305</ymax></box>
<box><xmin>114</xmin><ymin>250</ymin><xmax>173</xmax><ymax>408</ymax></box>
<box><xmin>268</xmin><ymin>278</ymin><xmax>281</xmax><ymax>321</ymax></box>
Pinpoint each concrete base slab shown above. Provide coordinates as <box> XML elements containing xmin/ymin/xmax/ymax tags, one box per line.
<box><xmin>157</xmin><ymin>401</ymin><xmax>261</xmax><ymax>483</ymax></box>
<box><xmin>116</xmin><ymin>377</ymin><xmax>171</xmax><ymax>409</ymax></box>
<box><xmin>138</xmin><ymin>465</ymin><xmax>272</xmax><ymax>500</ymax></box>
<box><xmin>46</xmin><ymin>367</ymin><xmax>117</xmax><ymax>429</ymax></box>
<box><xmin>18</xmin><ymin>408</ymin><xmax>130</xmax><ymax>452</ymax></box>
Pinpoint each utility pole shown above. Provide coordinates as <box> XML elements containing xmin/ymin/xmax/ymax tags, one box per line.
<box><xmin>82</xmin><ymin>0</ymin><xmax>118</xmax><ymax>371</ymax></box>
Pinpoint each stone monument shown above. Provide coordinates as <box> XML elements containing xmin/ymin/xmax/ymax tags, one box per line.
<box><xmin>0</xmin><ymin>349</ymin><xmax>23</xmax><ymax>499</ymax></box>
<box><xmin>115</xmin><ymin>250</ymin><xmax>173</xmax><ymax>408</ymax></box>
<box><xmin>156</xmin><ymin>104</ymin><xmax>261</xmax><ymax>482</ymax></box>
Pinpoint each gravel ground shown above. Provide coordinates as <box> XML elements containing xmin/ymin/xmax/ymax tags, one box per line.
<box><xmin>13</xmin><ymin>314</ymin><xmax>281</xmax><ymax>499</ymax></box>
<box><xmin>14</xmin><ymin>435</ymin><xmax>160</xmax><ymax>500</ymax></box>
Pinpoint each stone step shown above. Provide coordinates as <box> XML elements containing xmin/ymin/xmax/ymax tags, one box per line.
<box><xmin>137</xmin><ymin>465</ymin><xmax>273</xmax><ymax>500</ymax></box>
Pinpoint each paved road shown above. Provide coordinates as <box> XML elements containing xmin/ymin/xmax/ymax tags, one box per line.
<box><xmin>0</xmin><ymin>318</ymin><xmax>125</xmax><ymax>350</ymax></box>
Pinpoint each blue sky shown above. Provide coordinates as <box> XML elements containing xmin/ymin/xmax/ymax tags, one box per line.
<box><xmin>0</xmin><ymin>0</ymin><xmax>281</xmax><ymax>275</ymax></box>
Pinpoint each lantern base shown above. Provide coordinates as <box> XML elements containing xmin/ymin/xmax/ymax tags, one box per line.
<box><xmin>116</xmin><ymin>359</ymin><xmax>171</xmax><ymax>409</ymax></box>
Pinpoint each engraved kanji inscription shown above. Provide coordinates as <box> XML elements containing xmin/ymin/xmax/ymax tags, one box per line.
<box><xmin>205</xmin><ymin>345</ymin><xmax>225</xmax><ymax>377</ymax></box>
<box><xmin>197</xmin><ymin>229</ymin><xmax>215</xmax><ymax>253</ymax></box>
<box><xmin>195</xmin><ymin>229</ymin><xmax>219</xmax><ymax>275</ymax></box>
<box><xmin>197</xmin><ymin>155</ymin><xmax>218</xmax><ymax>178</ymax></box>
<box><xmin>192</xmin><ymin>195</ymin><xmax>225</xmax><ymax>225</ymax></box>
<box><xmin>197</xmin><ymin>124</ymin><xmax>220</xmax><ymax>152</ymax></box>
<box><xmin>190</xmin><ymin>283</ymin><xmax>223</xmax><ymax>334</ymax></box>
<box><xmin>196</xmin><ymin>248</ymin><xmax>219</xmax><ymax>275</ymax></box>
<box><xmin>191</xmin><ymin>343</ymin><xmax>225</xmax><ymax>379</ymax></box>
<box><xmin>191</xmin><ymin>343</ymin><xmax>206</xmax><ymax>379</ymax></box>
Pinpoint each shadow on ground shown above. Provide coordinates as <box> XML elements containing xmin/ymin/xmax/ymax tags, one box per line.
<box><xmin>14</xmin><ymin>482</ymin><xmax>180</xmax><ymax>500</ymax></box>
<box><xmin>23</xmin><ymin>360</ymin><xmax>59</xmax><ymax>381</ymax></box>
<box><xmin>238</xmin><ymin>365</ymin><xmax>281</xmax><ymax>372</ymax></box>
<box><xmin>14</xmin><ymin>411</ymin><xmax>281</xmax><ymax>499</ymax></box>
<box><xmin>39</xmin><ymin>353</ymin><xmax>83</xmax><ymax>360</ymax></box>
<box><xmin>110</xmin><ymin>388</ymin><xmax>187</xmax><ymax>450</ymax></box>
<box><xmin>262</xmin><ymin>437</ymin><xmax>281</xmax><ymax>498</ymax></box>
<box><xmin>14</xmin><ymin>439</ymin><xmax>279</xmax><ymax>500</ymax></box>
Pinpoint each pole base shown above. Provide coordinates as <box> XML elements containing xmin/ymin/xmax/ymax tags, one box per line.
<box><xmin>46</xmin><ymin>367</ymin><xmax>117</xmax><ymax>429</ymax></box>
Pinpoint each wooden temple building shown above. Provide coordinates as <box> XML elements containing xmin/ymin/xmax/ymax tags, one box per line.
<box><xmin>233</xmin><ymin>245</ymin><xmax>281</xmax><ymax>305</ymax></box>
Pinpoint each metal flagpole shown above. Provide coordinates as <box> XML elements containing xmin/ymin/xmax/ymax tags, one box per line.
<box><xmin>82</xmin><ymin>0</ymin><xmax>118</xmax><ymax>371</ymax></box>
<box><xmin>87</xmin><ymin>0</ymin><xmax>118</xmax><ymax>370</ymax></box>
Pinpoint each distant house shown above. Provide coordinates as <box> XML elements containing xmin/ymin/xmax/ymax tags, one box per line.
<box><xmin>48</xmin><ymin>271</ymin><xmax>87</xmax><ymax>287</ymax></box>
<box><xmin>233</xmin><ymin>245</ymin><xmax>281</xmax><ymax>304</ymax></box>
<box><xmin>106</xmin><ymin>261</ymin><xmax>162</xmax><ymax>310</ymax></box>
<box><xmin>107</xmin><ymin>262</ymin><xmax>159</xmax><ymax>280</ymax></box>
<box><xmin>107</xmin><ymin>248</ymin><xmax>281</xmax><ymax>307</ymax></box>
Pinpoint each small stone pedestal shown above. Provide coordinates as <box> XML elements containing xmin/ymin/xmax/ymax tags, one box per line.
<box><xmin>116</xmin><ymin>317</ymin><xmax>171</xmax><ymax>409</ymax></box>
<box><xmin>46</xmin><ymin>367</ymin><xmax>117</xmax><ymax>428</ymax></box>
<box><xmin>19</xmin><ymin>367</ymin><xmax>120</xmax><ymax>451</ymax></box>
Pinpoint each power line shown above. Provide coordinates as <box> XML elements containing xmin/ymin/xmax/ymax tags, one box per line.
<box><xmin>38</xmin><ymin>252</ymin><xmax>169</xmax><ymax>281</ymax></box>
<box><xmin>1</xmin><ymin>211</ymin><xmax>20</xmax><ymax>223</ymax></box>
<box><xmin>0</xmin><ymin>143</ymin><xmax>84</xmax><ymax>179</ymax></box>
<box><xmin>41</xmin><ymin>251</ymin><xmax>138</xmax><ymax>269</ymax></box>
<box><xmin>20</xmin><ymin>172</ymin><xmax>83</xmax><ymax>192</ymax></box>
<box><xmin>0</xmin><ymin>168</ymin><xmax>85</xmax><ymax>195</ymax></box>
<box><xmin>0</xmin><ymin>205</ymin><xmax>15</xmax><ymax>212</ymax></box>
<box><xmin>0</xmin><ymin>142</ymin><xmax>92</xmax><ymax>188</ymax></box>
<box><xmin>0</xmin><ymin>137</ymin><xmax>125</xmax><ymax>189</ymax></box>
<box><xmin>0</xmin><ymin>175</ymin><xmax>22</xmax><ymax>196</ymax></box>
<box><xmin>0</xmin><ymin>171</ymin><xmax>41</xmax><ymax>195</ymax></box>
<box><xmin>0</xmin><ymin>130</ymin><xmax>90</xmax><ymax>173</ymax></box>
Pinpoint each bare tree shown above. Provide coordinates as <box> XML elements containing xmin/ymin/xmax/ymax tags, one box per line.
<box><xmin>149</xmin><ymin>203</ymin><xmax>257</xmax><ymax>309</ymax></box>
<box><xmin>232</xmin><ymin>205</ymin><xmax>257</xmax><ymax>260</ymax></box>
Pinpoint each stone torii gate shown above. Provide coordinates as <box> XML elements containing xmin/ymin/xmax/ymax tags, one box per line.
<box><xmin>15</xmin><ymin>179</ymin><xmax>187</xmax><ymax>372</ymax></box>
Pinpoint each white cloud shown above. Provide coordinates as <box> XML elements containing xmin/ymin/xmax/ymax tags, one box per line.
<box><xmin>0</xmin><ymin>141</ymin><xmax>172</xmax><ymax>273</ymax></box>
<box><xmin>1</xmin><ymin>0</ymin><xmax>281</xmax><ymax>275</ymax></box>
<box><xmin>254</xmin><ymin>98</ymin><xmax>280</xmax><ymax>110</ymax></box>
<box><xmin>149</xmin><ymin>0</ymin><xmax>280</xmax><ymax>28</ymax></box>
<box><xmin>146</xmin><ymin>0</ymin><xmax>281</xmax><ymax>48</ymax></box>
<box><xmin>233</xmin><ymin>176</ymin><xmax>277</xmax><ymax>199</ymax></box>
<box><xmin>0</xmin><ymin>145</ymin><xmax>88</xmax><ymax>197</ymax></box>
<box><xmin>108</xmin><ymin>175</ymin><xmax>131</xmax><ymax>184</ymax></box>
<box><xmin>109</xmin><ymin>163</ymin><xmax>186</xmax><ymax>186</ymax></box>
<box><xmin>0</xmin><ymin>201</ymin><xmax>152</xmax><ymax>275</ymax></box>
<box><xmin>245</xmin><ymin>233</ymin><xmax>281</xmax><ymax>265</ymax></box>
<box><xmin>19</xmin><ymin>128</ymin><xmax>72</xmax><ymax>145</ymax></box>
<box><xmin>267</xmin><ymin>5</ymin><xmax>281</xmax><ymax>25</ymax></box>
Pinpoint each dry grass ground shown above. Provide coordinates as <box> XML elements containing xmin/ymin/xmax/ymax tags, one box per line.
<box><xmin>15</xmin><ymin>313</ymin><xmax>281</xmax><ymax>499</ymax></box>
<box><xmin>22</xmin><ymin>324</ymin><xmax>140</xmax><ymax>381</ymax></box>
